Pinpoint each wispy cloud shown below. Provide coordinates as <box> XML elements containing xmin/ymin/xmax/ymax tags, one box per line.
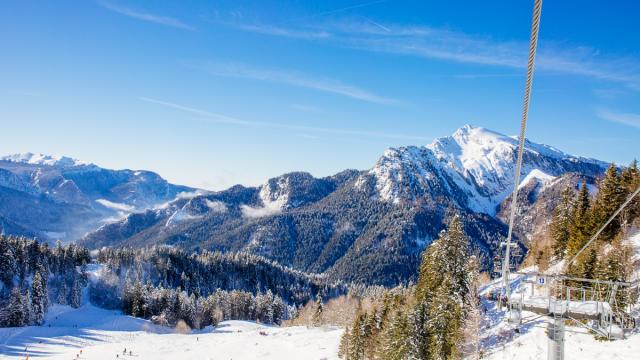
<box><xmin>99</xmin><ymin>1</ymin><xmax>195</xmax><ymax>31</ymax></box>
<box><xmin>291</xmin><ymin>104</ymin><xmax>322</xmax><ymax>113</ymax></box>
<box><xmin>229</xmin><ymin>19</ymin><xmax>640</xmax><ymax>90</ymax></box>
<box><xmin>234</xmin><ymin>24</ymin><xmax>330</xmax><ymax>39</ymax></box>
<box><xmin>140</xmin><ymin>97</ymin><xmax>425</xmax><ymax>140</ymax></box>
<box><xmin>597</xmin><ymin>108</ymin><xmax>640</xmax><ymax>129</ymax></box>
<box><xmin>295</xmin><ymin>133</ymin><xmax>321</xmax><ymax>139</ymax></box>
<box><xmin>186</xmin><ymin>61</ymin><xmax>400</xmax><ymax>105</ymax></box>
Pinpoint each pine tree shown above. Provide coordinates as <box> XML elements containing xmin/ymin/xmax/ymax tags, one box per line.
<box><xmin>23</xmin><ymin>289</ymin><xmax>33</xmax><ymax>326</ymax></box>
<box><xmin>312</xmin><ymin>293</ymin><xmax>323</xmax><ymax>327</ymax></box>
<box><xmin>31</xmin><ymin>269</ymin><xmax>48</xmax><ymax>325</ymax></box>
<box><xmin>70</xmin><ymin>276</ymin><xmax>82</xmax><ymax>308</ymax></box>
<box><xmin>551</xmin><ymin>186</ymin><xmax>575</xmax><ymax>258</ymax></box>
<box><xmin>347</xmin><ymin>311</ymin><xmax>366</xmax><ymax>360</ymax></box>
<box><xmin>591</xmin><ymin>164</ymin><xmax>626</xmax><ymax>240</ymax></box>
<box><xmin>408</xmin><ymin>302</ymin><xmax>430</xmax><ymax>360</ymax></box>
<box><xmin>362</xmin><ymin>311</ymin><xmax>376</xmax><ymax>359</ymax></box>
<box><xmin>416</xmin><ymin>215</ymin><xmax>470</xmax><ymax>304</ymax></box>
<box><xmin>413</xmin><ymin>214</ymin><xmax>471</xmax><ymax>360</ymax></box>
<box><xmin>566</xmin><ymin>182</ymin><xmax>592</xmax><ymax>257</ymax></box>
<box><xmin>0</xmin><ymin>236</ymin><xmax>16</xmax><ymax>288</ymax></box>
<box><xmin>57</xmin><ymin>281</ymin><xmax>68</xmax><ymax>305</ymax></box>
<box><xmin>4</xmin><ymin>287</ymin><xmax>26</xmax><ymax>327</ymax></box>
<box><xmin>621</xmin><ymin>160</ymin><xmax>639</xmax><ymax>225</ymax></box>
<box><xmin>338</xmin><ymin>326</ymin><xmax>351</xmax><ymax>359</ymax></box>
<box><xmin>381</xmin><ymin>309</ymin><xmax>410</xmax><ymax>360</ymax></box>
<box><xmin>131</xmin><ymin>279</ymin><xmax>144</xmax><ymax>317</ymax></box>
<box><xmin>461</xmin><ymin>256</ymin><xmax>482</xmax><ymax>360</ymax></box>
<box><xmin>428</xmin><ymin>274</ymin><xmax>463</xmax><ymax>360</ymax></box>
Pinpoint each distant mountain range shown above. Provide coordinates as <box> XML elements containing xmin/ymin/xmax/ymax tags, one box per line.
<box><xmin>1</xmin><ymin>126</ymin><xmax>608</xmax><ymax>285</ymax></box>
<box><xmin>0</xmin><ymin>153</ymin><xmax>193</xmax><ymax>241</ymax></box>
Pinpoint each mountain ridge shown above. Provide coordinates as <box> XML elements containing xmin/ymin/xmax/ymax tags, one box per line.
<box><xmin>76</xmin><ymin>125</ymin><xmax>608</xmax><ymax>285</ymax></box>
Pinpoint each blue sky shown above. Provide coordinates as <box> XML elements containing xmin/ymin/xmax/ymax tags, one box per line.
<box><xmin>1</xmin><ymin>0</ymin><xmax>639</xmax><ymax>190</ymax></box>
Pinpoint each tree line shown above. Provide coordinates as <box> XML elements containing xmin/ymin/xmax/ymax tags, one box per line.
<box><xmin>337</xmin><ymin>216</ymin><xmax>483</xmax><ymax>360</ymax></box>
<box><xmin>549</xmin><ymin>161</ymin><xmax>639</xmax><ymax>286</ymax></box>
<box><xmin>0</xmin><ymin>236</ymin><xmax>89</xmax><ymax>327</ymax></box>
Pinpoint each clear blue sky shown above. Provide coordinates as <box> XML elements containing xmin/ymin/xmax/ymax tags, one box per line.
<box><xmin>1</xmin><ymin>0</ymin><xmax>639</xmax><ymax>190</ymax></box>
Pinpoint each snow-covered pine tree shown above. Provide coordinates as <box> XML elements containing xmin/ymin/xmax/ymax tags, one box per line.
<box><xmin>4</xmin><ymin>287</ymin><xmax>25</xmax><ymax>327</ymax></box>
<box><xmin>0</xmin><ymin>236</ymin><xmax>16</xmax><ymax>289</ymax></box>
<box><xmin>57</xmin><ymin>281</ymin><xmax>68</xmax><ymax>305</ymax></box>
<box><xmin>381</xmin><ymin>309</ymin><xmax>410</xmax><ymax>360</ymax></box>
<box><xmin>408</xmin><ymin>302</ymin><xmax>430</xmax><ymax>360</ymax></box>
<box><xmin>346</xmin><ymin>310</ymin><xmax>366</xmax><ymax>360</ymax></box>
<box><xmin>551</xmin><ymin>185</ymin><xmax>575</xmax><ymax>258</ymax></box>
<box><xmin>460</xmin><ymin>256</ymin><xmax>482</xmax><ymax>360</ymax></box>
<box><xmin>23</xmin><ymin>289</ymin><xmax>33</xmax><ymax>325</ymax></box>
<box><xmin>427</xmin><ymin>274</ymin><xmax>463</xmax><ymax>360</ymax></box>
<box><xmin>591</xmin><ymin>164</ymin><xmax>626</xmax><ymax>240</ymax></box>
<box><xmin>70</xmin><ymin>275</ymin><xmax>82</xmax><ymax>308</ymax></box>
<box><xmin>566</xmin><ymin>182</ymin><xmax>592</xmax><ymax>257</ymax></box>
<box><xmin>31</xmin><ymin>268</ymin><xmax>48</xmax><ymax>325</ymax></box>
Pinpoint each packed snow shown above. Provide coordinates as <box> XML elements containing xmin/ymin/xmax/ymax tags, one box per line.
<box><xmin>0</xmin><ymin>304</ymin><xmax>343</xmax><ymax>360</ymax></box>
<box><xmin>480</xmin><ymin>299</ymin><xmax>640</xmax><ymax>360</ymax></box>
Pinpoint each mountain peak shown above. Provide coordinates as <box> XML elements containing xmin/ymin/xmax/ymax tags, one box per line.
<box><xmin>1</xmin><ymin>152</ymin><xmax>92</xmax><ymax>167</ymax></box>
<box><xmin>366</xmin><ymin>124</ymin><xmax>606</xmax><ymax>214</ymax></box>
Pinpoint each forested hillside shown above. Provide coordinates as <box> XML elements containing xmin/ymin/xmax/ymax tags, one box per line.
<box><xmin>0</xmin><ymin>236</ymin><xmax>89</xmax><ymax>327</ymax></box>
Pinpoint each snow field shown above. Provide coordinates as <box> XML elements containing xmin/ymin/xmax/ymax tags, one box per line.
<box><xmin>0</xmin><ymin>304</ymin><xmax>343</xmax><ymax>360</ymax></box>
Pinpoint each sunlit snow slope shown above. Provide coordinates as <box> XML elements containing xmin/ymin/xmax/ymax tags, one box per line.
<box><xmin>0</xmin><ymin>304</ymin><xmax>343</xmax><ymax>360</ymax></box>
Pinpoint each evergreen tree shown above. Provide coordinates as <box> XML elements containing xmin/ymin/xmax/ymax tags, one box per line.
<box><xmin>0</xmin><ymin>236</ymin><xmax>16</xmax><ymax>289</ymax></box>
<box><xmin>412</xmin><ymin>215</ymin><xmax>472</xmax><ymax>360</ymax></box>
<box><xmin>551</xmin><ymin>186</ymin><xmax>575</xmax><ymax>258</ymax></box>
<box><xmin>57</xmin><ymin>281</ymin><xmax>68</xmax><ymax>305</ymax></box>
<box><xmin>381</xmin><ymin>309</ymin><xmax>410</xmax><ymax>360</ymax></box>
<box><xmin>4</xmin><ymin>287</ymin><xmax>25</xmax><ymax>327</ymax></box>
<box><xmin>591</xmin><ymin>164</ymin><xmax>626</xmax><ymax>240</ymax></box>
<box><xmin>70</xmin><ymin>276</ymin><xmax>82</xmax><ymax>308</ymax></box>
<box><xmin>416</xmin><ymin>215</ymin><xmax>469</xmax><ymax>304</ymax></box>
<box><xmin>566</xmin><ymin>182</ymin><xmax>592</xmax><ymax>257</ymax></box>
<box><xmin>312</xmin><ymin>293</ymin><xmax>323</xmax><ymax>327</ymax></box>
<box><xmin>461</xmin><ymin>256</ymin><xmax>482</xmax><ymax>359</ymax></box>
<box><xmin>427</xmin><ymin>274</ymin><xmax>463</xmax><ymax>360</ymax></box>
<box><xmin>23</xmin><ymin>289</ymin><xmax>33</xmax><ymax>326</ymax></box>
<box><xmin>347</xmin><ymin>310</ymin><xmax>366</xmax><ymax>360</ymax></box>
<box><xmin>31</xmin><ymin>269</ymin><xmax>48</xmax><ymax>325</ymax></box>
<box><xmin>408</xmin><ymin>302</ymin><xmax>430</xmax><ymax>360</ymax></box>
<box><xmin>621</xmin><ymin>160</ymin><xmax>639</xmax><ymax>225</ymax></box>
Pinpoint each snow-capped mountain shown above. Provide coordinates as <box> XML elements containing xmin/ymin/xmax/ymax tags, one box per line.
<box><xmin>79</xmin><ymin>125</ymin><xmax>609</xmax><ymax>285</ymax></box>
<box><xmin>0</xmin><ymin>153</ymin><xmax>193</xmax><ymax>241</ymax></box>
<box><xmin>1</xmin><ymin>152</ymin><xmax>92</xmax><ymax>167</ymax></box>
<box><xmin>363</xmin><ymin>125</ymin><xmax>606</xmax><ymax>214</ymax></box>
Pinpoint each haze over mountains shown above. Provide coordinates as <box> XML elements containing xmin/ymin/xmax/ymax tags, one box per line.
<box><xmin>0</xmin><ymin>125</ymin><xmax>608</xmax><ymax>285</ymax></box>
<box><xmin>0</xmin><ymin>152</ymin><xmax>192</xmax><ymax>241</ymax></box>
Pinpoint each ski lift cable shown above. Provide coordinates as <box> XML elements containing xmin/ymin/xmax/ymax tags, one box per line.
<box><xmin>565</xmin><ymin>186</ymin><xmax>640</xmax><ymax>270</ymax></box>
<box><xmin>501</xmin><ymin>0</ymin><xmax>543</xmax><ymax>296</ymax></box>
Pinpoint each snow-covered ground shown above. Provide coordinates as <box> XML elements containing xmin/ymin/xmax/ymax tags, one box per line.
<box><xmin>0</xmin><ymin>304</ymin><xmax>343</xmax><ymax>360</ymax></box>
<box><xmin>479</xmin><ymin>228</ymin><xmax>640</xmax><ymax>360</ymax></box>
<box><xmin>479</xmin><ymin>297</ymin><xmax>640</xmax><ymax>360</ymax></box>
